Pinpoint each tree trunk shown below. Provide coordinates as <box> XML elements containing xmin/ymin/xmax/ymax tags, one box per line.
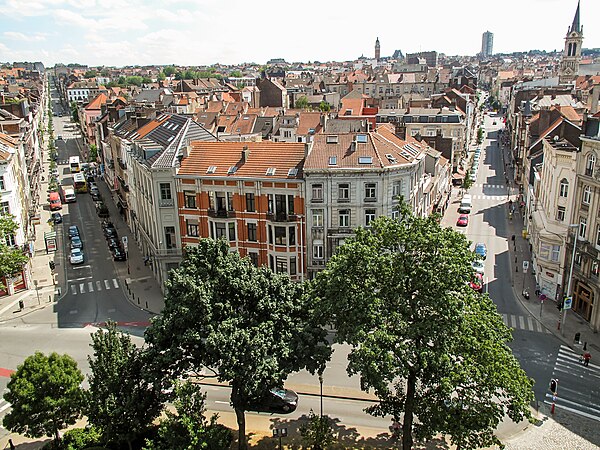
<box><xmin>402</xmin><ymin>373</ymin><xmax>416</xmax><ymax>450</ymax></box>
<box><xmin>235</xmin><ymin>406</ymin><xmax>247</xmax><ymax>450</ymax></box>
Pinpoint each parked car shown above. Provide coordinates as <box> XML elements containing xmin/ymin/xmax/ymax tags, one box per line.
<box><xmin>102</xmin><ymin>220</ymin><xmax>115</xmax><ymax>231</ymax></box>
<box><xmin>474</xmin><ymin>243</ymin><xmax>487</xmax><ymax>260</ymax></box>
<box><xmin>112</xmin><ymin>247</ymin><xmax>127</xmax><ymax>261</ymax></box>
<box><xmin>472</xmin><ymin>260</ymin><xmax>485</xmax><ymax>275</ymax></box>
<box><xmin>91</xmin><ymin>192</ymin><xmax>102</xmax><ymax>202</ymax></box>
<box><xmin>247</xmin><ymin>388</ymin><xmax>298</xmax><ymax>414</ymax></box>
<box><xmin>51</xmin><ymin>212</ymin><xmax>63</xmax><ymax>224</ymax></box>
<box><xmin>68</xmin><ymin>225</ymin><xmax>80</xmax><ymax>239</ymax></box>
<box><xmin>107</xmin><ymin>237</ymin><xmax>121</xmax><ymax>251</ymax></box>
<box><xmin>89</xmin><ymin>183</ymin><xmax>99</xmax><ymax>196</ymax></box>
<box><xmin>70</xmin><ymin>236</ymin><xmax>83</xmax><ymax>249</ymax></box>
<box><xmin>96</xmin><ymin>202</ymin><xmax>110</xmax><ymax>218</ymax></box>
<box><xmin>104</xmin><ymin>227</ymin><xmax>118</xmax><ymax>240</ymax></box>
<box><xmin>457</xmin><ymin>214</ymin><xmax>469</xmax><ymax>227</ymax></box>
<box><xmin>70</xmin><ymin>248</ymin><xmax>84</xmax><ymax>265</ymax></box>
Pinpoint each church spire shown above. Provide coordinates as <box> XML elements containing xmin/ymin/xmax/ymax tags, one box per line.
<box><xmin>570</xmin><ymin>0</ymin><xmax>581</xmax><ymax>33</ymax></box>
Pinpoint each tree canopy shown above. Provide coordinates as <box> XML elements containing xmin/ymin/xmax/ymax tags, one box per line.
<box><xmin>312</xmin><ymin>206</ymin><xmax>534</xmax><ymax>450</ymax></box>
<box><xmin>145</xmin><ymin>238</ymin><xmax>330</xmax><ymax>450</ymax></box>
<box><xmin>0</xmin><ymin>205</ymin><xmax>29</xmax><ymax>286</ymax></box>
<box><xmin>86</xmin><ymin>322</ymin><xmax>162</xmax><ymax>450</ymax></box>
<box><xmin>3</xmin><ymin>352</ymin><xmax>85</xmax><ymax>443</ymax></box>
<box><xmin>295</xmin><ymin>96</ymin><xmax>309</xmax><ymax>109</ymax></box>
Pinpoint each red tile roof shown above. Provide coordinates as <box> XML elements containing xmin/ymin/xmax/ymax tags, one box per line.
<box><xmin>297</xmin><ymin>112</ymin><xmax>322</xmax><ymax>135</ymax></box>
<box><xmin>85</xmin><ymin>93</ymin><xmax>108</xmax><ymax>110</ymax></box>
<box><xmin>178</xmin><ymin>141</ymin><xmax>306</xmax><ymax>179</ymax></box>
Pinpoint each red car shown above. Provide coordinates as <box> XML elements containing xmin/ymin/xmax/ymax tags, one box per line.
<box><xmin>469</xmin><ymin>273</ymin><xmax>484</xmax><ymax>292</ymax></box>
<box><xmin>457</xmin><ymin>214</ymin><xmax>469</xmax><ymax>227</ymax></box>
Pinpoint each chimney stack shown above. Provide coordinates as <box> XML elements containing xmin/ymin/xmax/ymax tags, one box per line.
<box><xmin>242</xmin><ymin>145</ymin><xmax>250</xmax><ymax>163</ymax></box>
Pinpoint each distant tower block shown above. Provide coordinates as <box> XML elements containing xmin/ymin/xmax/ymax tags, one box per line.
<box><xmin>375</xmin><ymin>37</ymin><xmax>380</xmax><ymax>60</ymax></box>
<box><xmin>559</xmin><ymin>0</ymin><xmax>583</xmax><ymax>85</ymax></box>
<box><xmin>481</xmin><ymin>31</ymin><xmax>493</xmax><ymax>58</ymax></box>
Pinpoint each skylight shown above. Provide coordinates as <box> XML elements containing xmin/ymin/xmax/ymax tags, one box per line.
<box><xmin>329</xmin><ymin>156</ymin><xmax>337</xmax><ymax>166</ymax></box>
<box><xmin>266</xmin><ymin>167</ymin><xmax>276</xmax><ymax>176</ymax></box>
<box><xmin>326</xmin><ymin>135</ymin><xmax>339</xmax><ymax>144</ymax></box>
<box><xmin>207</xmin><ymin>166</ymin><xmax>217</xmax><ymax>173</ymax></box>
<box><xmin>356</xmin><ymin>134</ymin><xmax>368</xmax><ymax>143</ymax></box>
<box><xmin>287</xmin><ymin>168</ymin><xmax>298</xmax><ymax>176</ymax></box>
<box><xmin>227</xmin><ymin>166</ymin><xmax>238</xmax><ymax>174</ymax></box>
<box><xmin>358</xmin><ymin>156</ymin><xmax>372</xmax><ymax>164</ymax></box>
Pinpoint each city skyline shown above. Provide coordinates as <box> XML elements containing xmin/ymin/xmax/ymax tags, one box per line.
<box><xmin>0</xmin><ymin>0</ymin><xmax>598</xmax><ymax>67</ymax></box>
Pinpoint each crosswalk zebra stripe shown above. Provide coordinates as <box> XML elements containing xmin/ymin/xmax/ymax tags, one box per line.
<box><xmin>502</xmin><ymin>313</ymin><xmax>508</xmax><ymax>325</ymax></box>
<box><xmin>0</xmin><ymin>401</ymin><xmax>11</xmax><ymax>413</ymax></box>
<box><xmin>519</xmin><ymin>316</ymin><xmax>525</xmax><ymax>329</ymax></box>
<box><xmin>511</xmin><ymin>315</ymin><xmax>517</xmax><ymax>329</ymax></box>
<box><xmin>527</xmin><ymin>316</ymin><xmax>534</xmax><ymax>330</ymax></box>
<box><xmin>112</xmin><ymin>279</ymin><xmax>119</xmax><ymax>288</ymax></box>
<box><xmin>104</xmin><ymin>280</ymin><xmax>110</xmax><ymax>290</ymax></box>
<box><xmin>71</xmin><ymin>285</ymin><xmax>77</xmax><ymax>295</ymax></box>
<box><xmin>96</xmin><ymin>281</ymin><xmax>102</xmax><ymax>291</ymax></box>
<box><xmin>79</xmin><ymin>283</ymin><xmax>85</xmax><ymax>294</ymax></box>
<box><xmin>536</xmin><ymin>321</ymin><xmax>543</xmax><ymax>333</ymax></box>
<box><xmin>88</xmin><ymin>281</ymin><xmax>94</xmax><ymax>292</ymax></box>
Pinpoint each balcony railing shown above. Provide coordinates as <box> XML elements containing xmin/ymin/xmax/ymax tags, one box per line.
<box><xmin>266</xmin><ymin>212</ymin><xmax>297</xmax><ymax>222</ymax></box>
<box><xmin>159</xmin><ymin>198</ymin><xmax>174</xmax><ymax>207</ymax></box>
<box><xmin>208</xmin><ymin>209</ymin><xmax>230</xmax><ymax>218</ymax></box>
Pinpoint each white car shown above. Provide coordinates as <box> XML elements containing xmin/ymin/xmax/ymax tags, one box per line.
<box><xmin>472</xmin><ymin>260</ymin><xmax>485</xmax><ymax>275</ymax></box>
<box><xmin>70</xmin><ymin>248</ymin><xmax>84</xmax><ymax>265</ymax></box>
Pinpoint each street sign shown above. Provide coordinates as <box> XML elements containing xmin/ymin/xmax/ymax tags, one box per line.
<box><xmin>122</xmin><ymin>236</ymin><xmax>128</xmax><ymax>250</ymax></box>
<box><xmin>564</xmin><ymin>296</ymin><xmax>573</xmax><ymax>310</ymax></box>
<box><xmin>523</xmin><ymin>261</ymin><xmax>529</xmax><ymax>273</ymax></box>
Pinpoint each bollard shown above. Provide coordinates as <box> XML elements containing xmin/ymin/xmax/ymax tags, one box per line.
<box><xmin>584</xmin><ymin>341</ymin><xmax>588</xmax><ymax>351</ymax></box>
<box><xmin>18</xmin><ymin>300</ymin><xmax>24</xmax><ymax>311</ymax></box>
<box><xmin>575</xmin><ymin>332</ymin><xmax>581</xmax><ymax>343</ymax></box>
<box><xmin>137</xmin><ymin>296</ymin><xmax>140</xmax><ymax>304</ymax></box>
<box><xmin>145</xmin><ymin>301</ymin><xmax>148</xmax><ymax>309</ymax></box>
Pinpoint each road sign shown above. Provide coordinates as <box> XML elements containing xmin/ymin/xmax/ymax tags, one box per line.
<box><xmin>564</xmin><ymin>296</ymin><xmax>573</xmax><ymax>310</ymax></box>
<box><xmin>122</xmin><ymin>236</ymin><xmax>128</xmax><ymax>250</ymax></box>
<box><xmin>522</xmin><ymin>261</ymin><xmax>530</xmax><ymax>273</ymax></box>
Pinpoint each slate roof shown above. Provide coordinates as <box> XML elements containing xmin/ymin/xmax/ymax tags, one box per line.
<box><xmin>178</xmin><ymin>141</ymin><xmax>305</xmax><ymax>179</ymax></box>
<box><xmin>304</xmin><ymin>126</ymin><xmax>426</xmax><ymax>171</ymax></box>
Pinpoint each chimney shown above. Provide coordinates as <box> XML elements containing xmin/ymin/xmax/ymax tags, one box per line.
<box><xmin>241</xmin><ymin>145</ymin><xmax>250</xmax><ymax>163</ymax></box>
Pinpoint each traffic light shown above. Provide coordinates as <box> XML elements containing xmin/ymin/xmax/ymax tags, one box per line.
<box><xmin>49</xmin><ymin>261</ymin><xmax>55</xmax><ymax>271</ymax></box>
<box><xmin>550</xmin><ymin>378</ymin><xmax>558</xmax><ymax>394</ymax></box>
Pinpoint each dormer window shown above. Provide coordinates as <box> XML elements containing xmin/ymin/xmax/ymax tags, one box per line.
<box><xmin>227</xmin><ymin>166</ymin><xmax>238</xmax><ymax>174</ymax></box>
<box><xmin>358</xmin><ymin>156</ymin><xmax>372</xmax><ymax>164</ymax></box>
<box><xmin>326</xmin><ymin>135</ymin><xmax>339</xmax><ymax>144</ymax></box>
<box><xmin>356</xmin><ymin>134</ymin><xmax>368</xmax><ymax>143</ymax></box>
<box><xmin>266</xmin><ymin>167</ymin><xmax>276</xmax><ymax>176</ymax></box>
<box><xmin>287</xmin><ymin>168</ymin><xmax>298</xmax><ymax>176</ymax></box>
<box><xmin>329</xmin><ymin>156</ymin><xmax>337</xmax><ymax>166</ymax></box>
<box><xmin>207</xmin><ymin>166</ymin><xmax>217</xmax><ymax>173</ymax></box>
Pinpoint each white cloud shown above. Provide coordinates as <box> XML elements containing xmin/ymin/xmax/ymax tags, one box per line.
<box><xmin>3</xmin><ymin>31</ymin><xmax>48</xmax><ymax>42</ymax></box>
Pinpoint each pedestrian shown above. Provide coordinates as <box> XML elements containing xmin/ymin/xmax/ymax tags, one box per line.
<box><xmin>583</xmin><ymin>351</ymin><xmax>591</xmax><ymax>366</ymax></box>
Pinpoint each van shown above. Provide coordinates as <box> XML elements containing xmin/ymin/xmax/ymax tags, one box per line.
<box><xmin>459</xmin><ymin>194</ymin><xmax>472</xmax><ymax>213</ymax></box>
<box><xmin>49</xmin><ymin>192</ymin><xmax>62</xmax><ymax>211</ymax></box>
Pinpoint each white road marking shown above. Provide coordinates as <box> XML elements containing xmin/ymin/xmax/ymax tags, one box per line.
<box><xmin>510</xmin><ymin>315</ymin><xmax>517</xmax><ymax>329</ymax></box>
<box><xmin>70</xmin><ymin>285</ymin><xmax>76</xmax><ymax>295</ymax></box>
<box><xmin>536</xmin><ymin>321</ymin><xmax>543</xmax><ymax>333</ymax></box>
<box><xmin>112</xmin><ymin>279</ymin><xmax>119</xmax><ymax>288</ymax></box>
<box><xmin>96</xmin><ymin>281</ymin><xmax>102</xmax><ymax>291</ymax></box>
<box><xmin>501</xmin><ymin>313</ymin><xmax>508</xmax><ymax>326</ymax></box>
<box><xmin>88</xmin><ymin>282</ymin><xmax>94</xmax><ymax>292</ymax></box>
<box><xmin>0</xmin><ymin>402</ymin><xmax>11</xmax><ymax>413</ymax></box>
<box><xmin>527</xmin><ymin>316</ymin><xmax>534</xmax><ymax>331</ymax></box>
<box><xmin>71</xmin><ymin>276</ymin><xmax>93</xmax><ymax>282</ymax></box>
<box><xmin>104</xmin><ymin>280</ymin><xmax>111</xmax><ymax>289</ymax></box>
<box><xmin>519</xmin><ymin>316</ymin><xmax>525</xmax><ymax>329</ymax></box>
<box><xmin>69</xmin><ymin>310</ymin><xmax>78</xmax><ymax>314</ymax></box>
<box><xmin>107</xmin><ymin>308</ymin><xmax>116</xmax><ymax>313</ymax></box>
<box><xmin>72</xmin><ymin>265</ymin><xmax>91</xmax><ymax>270</ymax></box>
<box><xmin>79</xmin><ymin>283</ymin><xmax>85</xmax><ymax>294</ymax></box>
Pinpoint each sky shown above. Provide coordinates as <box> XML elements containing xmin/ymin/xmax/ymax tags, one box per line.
<box><xmin>0</xmin><ymin>0</ymin><xmax>598</xmax><ymax>68</ymax></box>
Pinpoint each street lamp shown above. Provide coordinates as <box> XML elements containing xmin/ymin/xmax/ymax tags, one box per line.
<box><xmin>318</xmin><ymin>372</ymin><xmax>324</xmax><ymax>418</ymax></box>
<box><xmin>561</xmin><ymin>223</ymin><xmax>580</xmax><ymax>336</ymax></box>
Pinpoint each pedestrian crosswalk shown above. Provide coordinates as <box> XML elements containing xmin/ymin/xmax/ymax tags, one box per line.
<box><xmin>500</xmin><ymin>313</ymin><xmax>551</xmax><ymax>334</ymax></box>
<box><xmin>473</xmin><ymin>184</ymin><xmax>506</xmax><ymax>189</ymax></box>
<box><xmin>69</xmin><ymin>278</ymin><xmax>120</xmax><ymax>295</ymax></box>
<box><xmin>545</xmin><ymin>345</ymin><xmax>600</xmax><ymax>421</ymax></box>
<box><xmin>470</xmin><ymin>195</ymin><xmax>508</xmax><ymax>201</ymax></box>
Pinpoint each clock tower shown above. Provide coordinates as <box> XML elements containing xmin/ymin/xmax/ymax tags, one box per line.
<box><xmin>559</xmin><ymin>1</ymin><xmax>583</xmax><ymax>85</ymax></box>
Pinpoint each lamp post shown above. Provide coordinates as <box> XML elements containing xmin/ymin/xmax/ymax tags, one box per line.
<box><xmin>561</xmin><ymin>224</ymin><xmax>580</xmax><ymax>336</ymax></box>
<box><xmin>318</xmin><ymin>372</ymin><xmax>324</xmax><ymax>418</ymax></box>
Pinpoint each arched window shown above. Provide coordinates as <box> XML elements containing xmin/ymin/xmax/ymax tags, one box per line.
<box><xmin>586</xmin><ymin>153</ymin><xmax>596</xmax><ymax>177</ymax></box>
<box><xmin>583</xmin><ymin>185</ymin><xmax>592</xmax><ymax>205</ymax></box>
<box><xmin>572</xmin><ymin>43</ymin><xmax>577</xmax><ymax>56</ymax></box>
<box><xmin>559</xmin><ymin>179</ymin><xmax>569</xmax><ymax>198</ymax></box>
<box><xmin>568</xmin><ymin>43</ymin><xmax>573</xmax><ymax>56</ymax></box>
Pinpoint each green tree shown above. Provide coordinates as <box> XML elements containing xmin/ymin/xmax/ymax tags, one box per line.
<box><xmin>100</xmin><ymin>68</ymin><xmax>110</xmax><ymax>77</ymax></box>
<box><xmin>117</xmin><ymin>76</ymin><xmax>126</xmax><ymax>85</ymax></box>
<box><xmin>230</xmin><ymin>70</ymin><xmax>242</xmax><ymax>78</ymax></box>
<box><xmin>312</xmin><ymin>208</ymin><xmax>534</xmax><ymax>450</ymax></box>
<box><xmin>87</xmin><ymin>322</ymin><xmax>162</xmax><ymax>450</ymax></box>
<box><xmin>295</xmin><ymin>96</ymin><xmax>309</xmax><ymax>109</ymax></box>
<box><xmin>162</xmin><ymin>66</ymin><xmax>177</xmax><ymax>77</ymax></box>
<box><xmin>145</xmin><ymin>238</ymin><xmax>330</xmax><ymax>450</ymax></box>
<box><xmin>125</xmin><ymin>76</ymin><xmax>143</xmax><ymax>86</ymax></box>
<box><xmin>477</xmin><ymin>127</ymin><xmax>484</xmax><ymax>144</ymax></box>
<box><xmin>84</xmin><ymin>70</ymin><xmax>97</xmax><ymax>78</ymax></box>
<box><xmin>299</xmin><ymin>410</ymin><xmax>336</xmax><ymax>450</ymax></box>
<box><xmin>88</xmin><ymin>144</ymin><xmax>98</xmax><ymax>162</ymax></box>
<box><xmin>157</xmin><ymin>72</ymin><xmax>166</xmax><ymax>81</ymax></box>
<box><xmin>3</xmin><ymin>352</ymin><xmax>85</xmax><ymax>443</ymax></box>
<box><xmin>0</xmin><ymin>206</ymin><xmax>29</xmax><ymax>289</ymax></box>
<box><xmin>144</xmin><ymin>381</ymin><xmax>233</xmax><ymax>450</ymax></box>
<box><xmin>319</xmin><ymin>101</ymin><xmax>331</xmax><ymax>113</ymax></box>
<box><xmin>70</xmin><ymin>101</ymin><xmax>79</xmax><ymax>123</ymax></box>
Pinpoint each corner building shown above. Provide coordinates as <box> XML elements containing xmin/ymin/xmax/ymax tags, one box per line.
<box><xmin>176</xmin><ymin>141</ymin><xmax>307</xmax><ymax>280</ymax></box>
